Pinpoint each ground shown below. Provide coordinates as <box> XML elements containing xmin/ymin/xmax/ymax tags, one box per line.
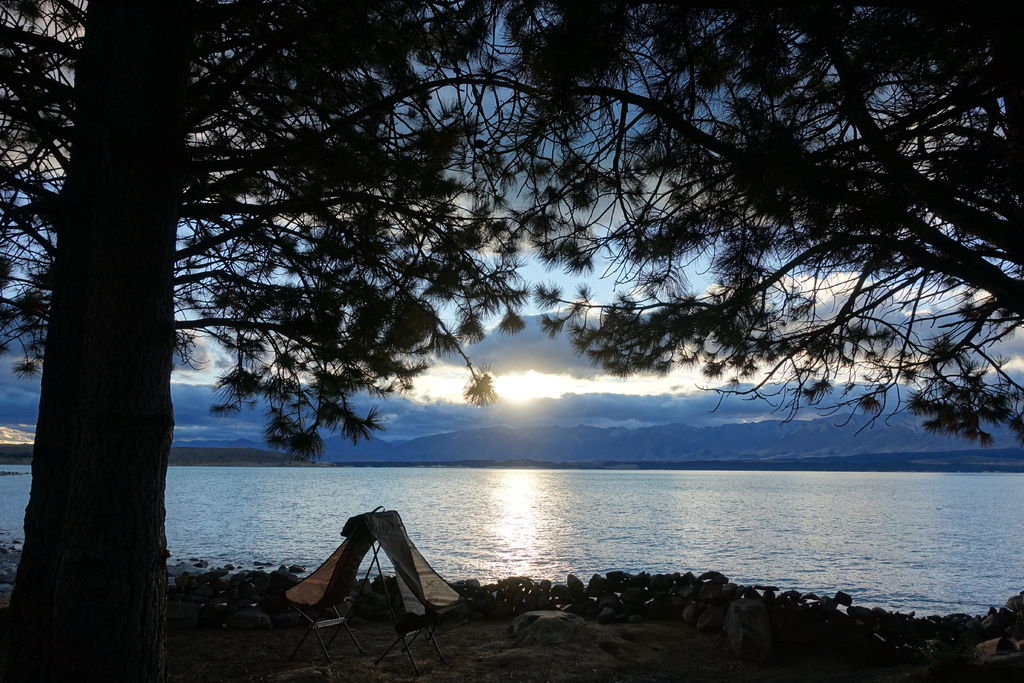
<box><xmin>0</xmin><ymin>595</ymin><xmax>1017</xmax><ymax>681</ymax></box>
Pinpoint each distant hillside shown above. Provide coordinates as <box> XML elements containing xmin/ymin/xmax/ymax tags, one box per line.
<box><xmin>6</xmin><ymin>415</ymin><xmax>1024</xmax><ymax>471</ymax></box>
<box><xmin>0</xmin><ymin>444</ymin><xmax>321</xmax><ymax>467</ymax></box>
<box><xmin>0</xmin><ymin>444</ymin><xmax>31</xmax><ymax>463</ymax></box>
<box><xmin>167</xmin><ymin>447</ymin><xmax>314</xmax><ymax>466</ymax></box>
<box><xmin>322</xmin><ymin>415</ymin><xmax>1024</xmax><ymax>464</ymax></box>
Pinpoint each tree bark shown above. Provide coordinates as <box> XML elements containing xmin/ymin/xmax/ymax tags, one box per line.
<box><xmin>5</xmin><ymin>2</ymin><xmax>192</xmax><ymax>681</ymax></box>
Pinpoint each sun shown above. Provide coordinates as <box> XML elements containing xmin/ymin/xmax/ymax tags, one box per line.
<box><xmin>492</xmin><ymin>370</ymin><xmax>570</xmax><ymax>403</ymax></box>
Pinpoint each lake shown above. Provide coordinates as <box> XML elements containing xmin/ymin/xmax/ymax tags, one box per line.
<box><xmin>1</xmin><ymin>465</ymin><xmax>1021</xmax><ymax>615</ymax></box>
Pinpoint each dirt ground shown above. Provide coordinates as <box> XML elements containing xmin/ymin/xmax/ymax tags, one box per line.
<box><xmin>167</xmin><ymin>617</ymin><xmax>934</xmax><ymax>683</ymax></box>
<box><xmin>2</xmin><ymin>596</ymin><xmax>1019</xmax><ymax>681</ymax></box>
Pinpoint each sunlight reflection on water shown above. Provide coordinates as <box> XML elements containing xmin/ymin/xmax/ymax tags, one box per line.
<box><xmin>1</xmin><ymin>465</ymin><xmax>1022</xmax><ymax>614</ymax></box>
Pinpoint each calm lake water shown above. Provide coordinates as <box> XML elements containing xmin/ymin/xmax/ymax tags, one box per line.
<box><xmin>1</xmin><ymin>465</ymin><xmax>1021</xmax><ymax>615</ymax></box>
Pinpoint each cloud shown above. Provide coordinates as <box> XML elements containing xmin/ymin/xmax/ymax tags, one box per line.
<box><xmin>463</xmin><ymin>316</ymin><xmax>605</xmax><ymax>379</ymax></box>
<box><xmin>0</xmin><ymin>355</ymin><xmax>848</xmax><ymax>447</ymax></box>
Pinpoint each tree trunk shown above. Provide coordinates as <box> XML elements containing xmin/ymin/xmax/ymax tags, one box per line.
<box><xmin>5</xmin><ymin>3</ymin><xmax>192</xmax><ymax>681</ymax></box>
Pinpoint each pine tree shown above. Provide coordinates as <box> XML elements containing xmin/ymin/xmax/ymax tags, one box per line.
<box><xmin>1</xmin><ymin>1</ymin><xmax>522</xmax><ymax>678</ymax></box>
<box><xmin>497</xmin><ymin>2</ymin><xmax>1024</xmax><ymax>444</ymax></box>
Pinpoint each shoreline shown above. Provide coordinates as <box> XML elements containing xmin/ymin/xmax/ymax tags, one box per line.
<box><xmin>4</xmin><ymin>458</ymin><xmax>1024</xmax><ymax>473</ymax></box>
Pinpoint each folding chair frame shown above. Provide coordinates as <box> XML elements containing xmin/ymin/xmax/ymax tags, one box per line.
<box><xmin>289</xmin><ymin>601</ymin><xmax>364</xmax><ymax>663</ymax></box>
<box><xmin>363</xmin><ymin>542</ymin><xmax>447</xmax><ymax>675</ymax></box>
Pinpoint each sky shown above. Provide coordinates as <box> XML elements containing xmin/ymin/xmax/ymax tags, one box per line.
<box><xmin>2</xmin><ymin>255</ymin><xmax>1021</xmax><ymax>447</ymax></box>
<box><xmin>0</xmin><ymin>317</ymin><xmax>797</xmax><ymax>446</ymax></box>
<box><xmin>0</xmin><ymin>251</ymin><xmax>786</xmax><ymax>446</ymax></box>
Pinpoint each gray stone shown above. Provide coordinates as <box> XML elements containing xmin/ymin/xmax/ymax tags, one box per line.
<box><xmin>267</xmin><ymin>666</ymin><xmax>332</xmax><ymax>682</ymax></box>
<box><xmin>193</xmin><ymin>584</ymin><xmax>215</xmax><ymax>598</ymax></box>
<box><xmin>507</xmin><ymin>610</ymin><xmax>586</xmax><ymax>645</ymax></box>
<box><xmin>682</xmin><ymin>603</ymin><xmax>702</xmax><ymax>627</ymax></box>
<box><xmin>167</xmin><ymin>601</ymin><xmax>201</xmax><ymax>629</ymax></box>
<box><xmin>697</xmin><ymin>571</ymin><xmax>727</xmax><ymax>583</ymax></box>
<box><xmin>697</xmin><ymin>582</ymin><xmax>723</xmax><ymax>603</ymax></box>
<box><xmin>225</xmin><ymin>605</ymin><xmax>272</xmax><ymax>629</ymax></box>
<box><xmin>696</xmin><ymin>604</ymin><xmax>727</xmax><ymax>633</ymax></box>
<box><xmin>724</xmin><ymin>598</ymin><xmax>773</xmax><ymax>663</ymax></box>
<box><xmin>621</xmin><ymin>587</ymin><xmax>649</xmax><ymax>613</ymax></box>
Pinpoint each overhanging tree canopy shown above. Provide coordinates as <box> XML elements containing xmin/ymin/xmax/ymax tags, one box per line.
<box><xmin>1</xmin><ymin>0</ymin><xmax>523</xmax><ymax>454</ymax></box>
<box><xmin>492</xmin><ymin>1</ymin><xmax>1024</xmax><ymax>444</ymax></box>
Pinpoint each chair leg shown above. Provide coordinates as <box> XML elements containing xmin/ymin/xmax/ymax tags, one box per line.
<box><xmin>291</xmin><ymin>623</ymin><xmax>313</xmax><ymax>660</ymax></box>
<box><xmin>346</xmin><ymin>622</ymin><xmax>366</xmax><ymax>654</ymax></box>
<box><xmin>426</xmin><ymin>626</ymin><xmax>445</xmax><ymax>663</ymax></box>
<box><xmin>312</xmin><ymin>624</ymin><xmax>334</xmax><ymax>663</ymax></box>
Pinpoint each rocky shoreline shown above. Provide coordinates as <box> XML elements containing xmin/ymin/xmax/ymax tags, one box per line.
<box><xmin>2</xmin><ymin>547</ymin><xmax>1022</xmax><ymax>670</ymax></box>
<box><xmin>158</xmin><ymin>556</ymin><xmax>1024</xmax><ymax>670</ymax></box>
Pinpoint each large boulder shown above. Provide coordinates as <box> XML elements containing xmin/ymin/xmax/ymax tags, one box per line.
<box><xmin>507</xmin><ymin>610</ymin><xmax>586</xmax><ymax>645</ymax></box>
<box><xmin>696</xmin><ymin>605</ymin><xmax>727</xmax><ymax>633</ymax></box>
<box><xmin>724</xmin><ymin>598</ymin><xmax>773</xmax><ymax>663</ymax></box>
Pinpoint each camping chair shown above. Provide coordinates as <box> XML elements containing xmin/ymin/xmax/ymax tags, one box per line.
<box><xmin>348</xmin><ymin>508</ymin><xmax>464</xmax><ymax>675</ymax></box>
<box><xmin>285</xmin><ymin>537</ymin><xmax>370</xmax><ymax>662</ymax></box>
<box><xmin>363</xmin><ymin>544</ymin><xmax>457</xmax><ymax>675</ymax></box>
<box><xmin>286</xmin><ymin>507</ymin><xmax>463</xmax><ymax>672</ymax></box>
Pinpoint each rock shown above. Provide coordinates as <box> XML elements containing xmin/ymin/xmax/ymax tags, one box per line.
<box><xmin>682</xmin><ymin>603</ymin><xmax>702</xmax><ymax>627</ymax></box>
<box><xmin>266</xmin><ymin>666</ymin><xmax>333</xmax><ymax>682</ymax></box>
<box><xmin>597</xmin><ymin>607</ymin><xmax>618</xmax><ymax>625</ymax></box>
<box><xmin>627</xmin><ymin>614</ymin><xmax>644</xmax><ymax>624</ymax></box>
<box><xmin>843</xmin><ymin>631</ymin><xmax>887</xmax><ymax>667</ymax></box>
<box><xmin>192</xmin><ymin>559</ymin><xmax>209</xmax><ymax>568</ymax></box>
<box><xmin>846</xmin><ymin>605</ymin><xmax>875</xmax><ymax>625</ymax></box>
<box><xmin>249</xmin><ymin>571</ymin><xmax>271</xmax><ymax>592</ymax></box>
<box><xmin>620</xmin><ymin>587</ymin><xmax>649</xmax><ymax>614</ymax></box>
<box><xmin>586</xmin><ymin>574</ymin><xmax>608</xmax><ymax>596</ymax></box>
<box><xmin>288</xmin><ymin>565</ymin><xmax>306</xmax><ymax>574</ymax></box>
<box><xmin>198</xmin><ymin>602</ymin><xmax>228</xmax><ymax>627</ymax></box>
<box><xmin>997</xmin><ymin>636</ymin><xmax>1021</xmax><ymax>652</ymax></box>
<box><xmin>225</xmin><ymin>605</ymin><xmax>273</xmax><ymax>629</ymax></box>
<box><xmin>507</xmin><ymin>610</ymin><xmax>586</xmax><ymax>645</ymax></box>
<box><xmin>550</xmin><ymin>584</ymin><xmax>573</xmax><ymax>605</ymax></box>
<box><xmin>167</xmin><ymin>601</ymin><xmax>201</xmax><ymax>629</ymax></box>
<box><xmin>193</xmin><ymin>584</ymin><xmax>215</xmax><ymax>598</ymax></box>
<box><xmin>267</xmin><ymin>570</ymin><xmax>299</xmax><ymax>594</ymax></box>
<box><xmin>597</xmin><ymin>593</ymin><xmax>623</xmax><ymax>612</ymax></box>
<box><xmin>697</xmin><ymin>571</ymin><xmax>727</xmax><ymax>584</ymax></box>
<box><xmin>166</xmin><ymin>562</ymin><xmax>194</xmax><ymax>577</ymax></box>
<box><xmin>696</xmin><ymin>605</ymin><xmax>726</xmax><ymax>633</ymax></box>
<box><xmin>834</xmin><ymin>590</ymin><xmax>853</xmax><ymax>606</ymax></box>
<box><xmin>724</xmin><ymin>599</ymin><xmax>773</xmax><ymax>663</ymax></box>
<box><xmin>564</xmin><ymin>598</ymin><xmax>600</xmax><ymax>618</ymax></box>
<box><xmin>259</xmin><ymin>594</ymin><xmax>291</xmax><ymax>613</ymax></box>
<box><xmin>697</xmin><ymin>582</ymin><xmax>723</xmax><ymax>603</ymax></box>
<box><xmin>567</xmin><ymin>574</ymin><xmax>585</xmax><ymax>596</ymax></box>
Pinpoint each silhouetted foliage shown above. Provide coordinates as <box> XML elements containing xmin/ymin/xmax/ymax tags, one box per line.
<box><xmin>488</xmin><ymin>1</ymin><xmax>1024</xmax><ymax>445</ymax></box>
<box><xmin>1</xmin><ymin>0</ymin><xmax>523</xmax><ymax>458</ymax></box>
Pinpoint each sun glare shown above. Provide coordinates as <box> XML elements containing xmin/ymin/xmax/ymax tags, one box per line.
<box><xmin>493</xmin><ymin>371</ymin><xmax>569</xmax><ymax>402</ymax></box>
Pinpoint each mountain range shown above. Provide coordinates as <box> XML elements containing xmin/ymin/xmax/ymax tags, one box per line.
<box><xmin>169</xmin><ymin>414</ymin><xmax>1024</xmax><ymax>469</ymax></box>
